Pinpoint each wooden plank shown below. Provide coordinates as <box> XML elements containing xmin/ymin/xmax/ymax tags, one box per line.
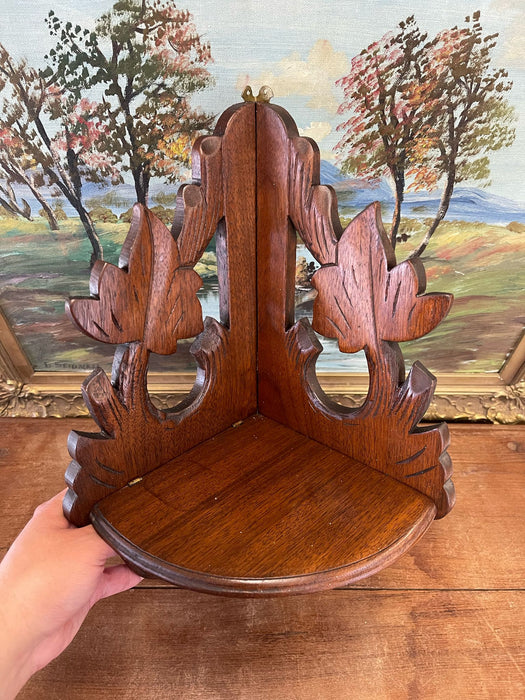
<box><xmin>18</xmin><ymin>589</ymin><xmax>525</xmax><ymax>699</ymax></box>
<box><xmin>0</xmin><ymin>418</ymin><xmax>84</xmax><ymax>549</ymax></box>
<box><xmin>1</xmin><ymin>420</ymin><xmax>524</xmax><ymax>590</ymax></box>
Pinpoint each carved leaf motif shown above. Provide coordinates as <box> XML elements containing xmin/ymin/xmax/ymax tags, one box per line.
<box><xmin>67</xmin><ymin>205</ymin><xmax>203</xmax><ymax>355</ymax></box>
<box><xmin>312</xmin><ymin>203</ymin><xmax>452</xmax><ymax>353</ymax></box>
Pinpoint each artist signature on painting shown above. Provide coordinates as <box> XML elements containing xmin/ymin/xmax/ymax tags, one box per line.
<box><xmin>43</xmin><ymin>361</ymin><xmax>95</xmax><ymax>371</ymax></box>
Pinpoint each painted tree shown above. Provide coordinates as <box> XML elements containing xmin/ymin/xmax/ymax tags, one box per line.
<box><xmin>407</xmin><ymin>12</ymin><xmax>516</xmax><ymax>258</ymax></box>
<box><xmin>0</xmin><ymin>66</ymin><xmax>58</xmax><ymax>228</ymax></box>
<box><xmin>44</xmin><ymin>0</ymin><xmax>214</xmax><ymax>205</ymax></box>
<box><xmin>335</xmin><ymin>17</ymin><xmax>432</xmax><ymax>249</ymax></box>
<box><xmin>0</xmin><ymin>44</ymin><xmax>120</xmax><ymax>261</ymax></box>
<box><xmin>336</xmin><ymin>12</ymin><xmax>516</xmax><ymax>257</ymax></box>
<box><xmin>0</xmin><ymin>129</ymin><xmax>38</xmax><ymax>223</ymax></box>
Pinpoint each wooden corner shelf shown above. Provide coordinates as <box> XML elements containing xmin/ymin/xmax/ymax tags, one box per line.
<box><xmin>63</xmin><ymin>95</ymin><xmax>454</xmax><ymax>596</ymax></box>
<box><xmin>92</xmin><ymin>415</ymin><xmax>436</xmax><ymax>595</ymax></box>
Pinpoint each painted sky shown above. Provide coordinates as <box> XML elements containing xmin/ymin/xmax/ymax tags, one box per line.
<box><xmin>1</xmin><ymin>0</ymin><xmax>524</xmax><ymax>201</ymax></box>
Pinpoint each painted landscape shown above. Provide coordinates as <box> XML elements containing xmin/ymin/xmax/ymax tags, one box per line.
<box><xmin>1</xmin><ymin>171</ymin><xmax>523</xmax><ymax>374</ymax></box>
<box><xmin>0</xmin><ymin>0</ymin><xmax>524</xmax><ymax>377</ymax></box>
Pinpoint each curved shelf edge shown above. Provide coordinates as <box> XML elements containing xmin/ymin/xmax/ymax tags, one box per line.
<box><xmin>92</xmin><ymin>502</ymin><xmax>436</xmax><ymax>596</ymax></box>
<box><xmin>89</xmin><ymin>415</ymin><xmax>438</xmax><ymax>597</ymax></box>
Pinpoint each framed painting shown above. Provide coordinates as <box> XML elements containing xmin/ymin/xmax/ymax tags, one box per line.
<box><xmin>0</xmin><ymin>0</ymin><xmax>523</xmax><ymax>421</ymax></box>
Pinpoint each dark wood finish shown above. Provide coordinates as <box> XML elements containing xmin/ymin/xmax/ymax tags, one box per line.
<box><xmin>256</xmin><ymin>104</ymin><xmax>454</xmax><ymax>518</ymax></box>
<box><xmin>2</xmin><ymin>421</ymin><xmax>523</xmax><ymax>590</ymax></box>
<box><xmin>64</xmin><ymin>103</ymin><xmax>258</xmax><ymax>527</ymax></box>
<box><xmin>91</xmin><ymin>415</ymin><xmax>435</xmax><ymax>594</ymax></box>
<box><xmin>67</xmin><ymin>205</ymin><xmax>204</xmax><ymax>353</ymax></box>
<box><xmin>61</xmin><ymin>100</ymin><xmax>455</xmax><ymax>594</ymax></box>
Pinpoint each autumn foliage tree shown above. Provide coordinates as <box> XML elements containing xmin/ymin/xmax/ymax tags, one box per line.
<box><xmin>0</xmin><ymin>44</ymin><xmax>120</xmax><ymax>261</ymax></box>
<box><xmin>335</xmin><ymin>17</ymin><xmax>431</xmax><ymax>249</ymax></box>
<box><xmin>0</xmin><ymin>128</ymin><xmax>41</xmax><ymax>223</ymax></box>
<box><xmin>0</xmin><ymin>51</ymin><xmax>60</xmax><ymax>228</ymax></box>
<box><xmin>407</xmin><ymin>12</ymin><xmax>516</xmax><ymax>258</ymax></box>
<box><xmin>336</xmin><ymin>12</ymin><xmax>516</xmax><ymax>256</ymax></box>
<box><xmin>44</xmin><ymin>0</ymin><xmax>214</xmax><ymax>205</ymax></box>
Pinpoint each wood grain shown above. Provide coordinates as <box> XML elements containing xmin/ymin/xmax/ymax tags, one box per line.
<box><xmin>18</xmin><ymin>589</ymin><xmax>525</xmax><ymax>700</ymax></box>
<box><xmin>256</xmin><ymin>103</ymin><xmax>454</xmax><ymax>517</ymax></box>
<box><xmin>67</xmin><ymin>205</ymin><xmax>204</xmax><ymax>352</ymax></box>
<box><xmin>2</xmin><ymin>420</ymin><xmax>524</xmax><ymax>696</ymax></box>
<box><xmin>60</xmin><ymin>99</ymin><xmax>456</xmax><ymax>593</ymax></box>
<box><xmin>64</xmin><ymin>102</ymin><xmax>258</xmax><ymax>527</ymax></box>
<box><xmin>1</xmin><ymin>421</ymin><xmax>523</xmax><ymax>590</ymax></box>
<box><xmin>91</xmin><ymin>415</ymin><xmax>436</xmax><ymax>594</ymax></box>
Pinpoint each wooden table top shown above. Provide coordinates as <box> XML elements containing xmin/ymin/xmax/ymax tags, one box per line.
<box><xmin>1</xmin><ymin>418</ymin><xmax>524</xmax><ymax>699</ymax></box>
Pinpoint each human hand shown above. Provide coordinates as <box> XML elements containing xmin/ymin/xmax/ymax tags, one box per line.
<box><xmin>0</xmin><ymin>490</ymin><xmax>142</xmax><ymax>698</ymax></box>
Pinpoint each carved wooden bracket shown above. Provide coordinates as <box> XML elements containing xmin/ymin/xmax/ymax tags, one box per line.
<box><xmin>256</xmin><ymin>105</ymin><xmax>453</xmax><ymax>518</ymax></box>
<box><xmin>63</xmin><ymin>101</ymin><xmax>455</xmax><ymax>595</ymax></box>
<box><xmin>65</xmin><ymin>105</ymin><xmax>258</xmax><ymax>526</ymax></box>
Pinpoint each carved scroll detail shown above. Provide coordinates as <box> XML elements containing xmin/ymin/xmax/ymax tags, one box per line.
<box><xmin>172</xmin><ymin>135</ymin><xmax>224</xmax><ymax>264</ymax></box>
<box><xmin>281</xmin><ymin>133</ymin><xmax>455</xmax><ymax>517</ymax></box>
<box><xmin>64</xmin><ymin>136</ymin><xmax>228</xmax><ymax>526</ymax></box>
<box><xmin>288</xmin><ymin>136</ymin><xmax>340</xmax><ymax>264</ymax></box>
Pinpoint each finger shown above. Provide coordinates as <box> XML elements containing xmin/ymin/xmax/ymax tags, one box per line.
<box><xmin>72</xmin><ymin>523</ymin><xmax>118</xmax><ymax>558</ymax></box>
<box><xmin>96</xmin><ymin>564</ymin><xmax>144</xmax><ymax>600</ymax></box>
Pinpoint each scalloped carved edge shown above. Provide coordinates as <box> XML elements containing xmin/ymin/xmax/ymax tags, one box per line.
<box><xmin>60</xmin><ymin>145</ymin><xmax>229</xmax><ymax>523</ymax></box>
<box><xmin>63</xmin><ymin>321</ymin><xmax>235</xmax><ymax>525</ymax></box>
<box><xmin>281</xmin><ymin>318</ymin><xmax>454</xmax><ymax>517</ymax></box>
<box><xmin>287</xmin><ymin>134</ymin><xmax>341</xmax><ymax>264</ymax></box>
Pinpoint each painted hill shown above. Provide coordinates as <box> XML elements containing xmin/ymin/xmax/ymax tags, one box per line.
<box><xmin>402</xmin><ymin>187</ymin><xmax>525</xmax><ymax>225</ymax></box>
<box><xmin>319</xmin><ymin>163</ymin><xmax>525</xmax><ymax>225</ymax></box>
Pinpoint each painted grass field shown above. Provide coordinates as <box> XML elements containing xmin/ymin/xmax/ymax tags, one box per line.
<box><xmin>0</xmin><ymin>210</ymin><xmax>523</xmax><ymax>377</ymax></box>
<box><xmin>396</xmin><ymin>217</ymin><xmax>524</xmax><ymax>374</ymax></box>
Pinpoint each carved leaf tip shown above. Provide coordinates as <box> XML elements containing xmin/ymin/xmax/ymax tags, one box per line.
<box><xmin>311</xmin><ymin>202</ymin><xmax>452</xmax><ymax>353</ymax></box>
<box><xmin>393</xmin><ymin>361</ymin><xmax>437</xmax><ymax>429</ymax></box>
<box><xmin>119</xmin><ymin>203</ymin><xmax>147</xmax><ymax>269</ymax></box>
<box><xmin>66</xmin><ymin>205</ymin><xmax>204</xmax><ymax>354</ymax></box>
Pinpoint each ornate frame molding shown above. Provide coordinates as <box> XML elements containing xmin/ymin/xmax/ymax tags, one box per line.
<box><xmin>1</xmin><ymin>364</ymin><xmax>523</xmax><ymax>423</ymax></box>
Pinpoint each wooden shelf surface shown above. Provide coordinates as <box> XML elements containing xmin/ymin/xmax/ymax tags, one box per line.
<box><xmin>92</xmin><ymin>415</ymin><xmax>436</xmax><ymax>594</ymax></box>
